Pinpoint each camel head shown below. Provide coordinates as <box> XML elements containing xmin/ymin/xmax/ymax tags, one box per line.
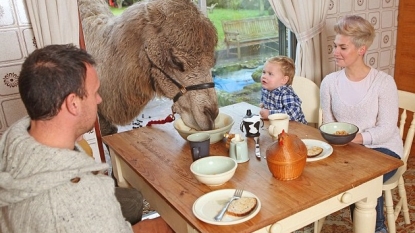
<box><xmin>142</xmin><ymin>0</ymin><xmax>219</xmax><ymax>131</ymax></box>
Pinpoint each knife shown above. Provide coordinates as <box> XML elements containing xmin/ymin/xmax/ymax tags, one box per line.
<box><xmin>254</xmin><ymin>137</ymin><xmax>261</xmax><ymax>160</ymax></box>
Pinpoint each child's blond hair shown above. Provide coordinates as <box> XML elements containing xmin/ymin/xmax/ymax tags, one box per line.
<box><xmin>266</xmin><ymin>56</ymin><xmax>295</xmax><ymax>85</ymax></box>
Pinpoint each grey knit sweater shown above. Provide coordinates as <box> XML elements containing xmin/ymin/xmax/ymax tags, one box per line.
<box><xmin>0</xmin><ymin>117</ymin><xmax>132</xmax><ymax>232</ymax></box>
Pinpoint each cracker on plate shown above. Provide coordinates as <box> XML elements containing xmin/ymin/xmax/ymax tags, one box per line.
<box><xmin>307</xmin><ymin>146</ymin><xmax>323</xmax><ymax>157</ymax></box>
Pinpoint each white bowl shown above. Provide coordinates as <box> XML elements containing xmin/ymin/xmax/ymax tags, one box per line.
<box><xmin>173</xmin><ymin>113</ymin><xmax>234</xmax><ymax>144</ymax></box>
<box><xmin>190</xmin><ymin>156</ymin><xmax>237</xmax><ymax>186</ymax></box>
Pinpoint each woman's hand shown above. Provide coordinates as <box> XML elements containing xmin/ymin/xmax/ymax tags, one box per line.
<box><xmin>351</xmin><ymin>133</ymin><xmax>363</xmax><ymax>144</ymax></box>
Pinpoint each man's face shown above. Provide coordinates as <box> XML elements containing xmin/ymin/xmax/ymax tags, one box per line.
<box><xmin>79</xmin><ymin>64</ymin><xmax>102</xmax><ymax>133</ymax></box>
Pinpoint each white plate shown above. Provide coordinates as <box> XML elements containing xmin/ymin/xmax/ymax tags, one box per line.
<box><xmin>302</xmin><ymin>139</ymin><xmax>334</xmax><ymax>162</ymax></box>
<box><xmin>192</xmin><ymin>189</ymin><xmax>261</xmax><ymax>225</ymax></box>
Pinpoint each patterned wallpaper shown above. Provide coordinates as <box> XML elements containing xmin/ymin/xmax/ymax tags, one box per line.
<box><xmin>325</xmin><ymin>0</ymin><xmax>399</xmax><ymax>76</ymax></box>
<box><xmin>0</xmin><ymin>0</ymin><xmax>34</xmax><ymax>133</ymax></box>
<box><xmin>0</xmin><ymin>0</ymin><xmax>102</xmax><ymax>162</ymax></box>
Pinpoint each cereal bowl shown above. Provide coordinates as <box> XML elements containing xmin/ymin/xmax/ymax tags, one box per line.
<box><xmin>190</xmin><ymin>156</ymin><xmax>237</xmax><ymax>186</ymax></box>
<box><xmin>173</xmin><ymin>113</ymin><xmax>234</xmax><ymax>144</ymax></box>
<box><xmin>319</xmin><ymin>122</ymin><xmax>359</xmax><ymax>145</ymax></box>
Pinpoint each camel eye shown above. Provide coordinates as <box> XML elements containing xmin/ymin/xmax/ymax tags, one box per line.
<box><xmin>172</xmin><ymin>58</ymin><xmax>185</xmax><ymax>72</ymax></box>
<box><xmin>169</xmin><ymin>50</ymin><xmax>185</xmax><ymax>72</ymax></box>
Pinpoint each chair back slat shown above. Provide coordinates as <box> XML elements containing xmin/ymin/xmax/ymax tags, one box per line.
<box><xmin>402</xmin><ymin>112</ymin><xmax>415</xmax><ymax>164</ymax></box>
<box><xmin>399</xmin><ymin>109</ymin><xmax>406</xmax><ymax>139</ymax></box>
<box><xmin>397</xmin><ymin>90</ymin><xmax>415</xmax><ymax>164</ymax></box>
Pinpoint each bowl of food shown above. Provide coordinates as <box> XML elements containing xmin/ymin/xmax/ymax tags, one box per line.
<box><xmin>173</xmin><ymin>112</ymin><xmax>234</xmax><ymax>144</ymax></box>
<box><xmin>190</xmin><ymin>156</ymin><xmax>237</xmax><ymax>186</ymax></box>
<box><xmin>319</xmin><ymin>122</ymin><xmax>359</xmax><ymax>146</ymax></box>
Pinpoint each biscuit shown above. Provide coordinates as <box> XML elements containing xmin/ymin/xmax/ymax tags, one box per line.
<box><xmin>307</xmin><ymin>146</ymin><xmax>323</xmax><ymax>157</ymax></box>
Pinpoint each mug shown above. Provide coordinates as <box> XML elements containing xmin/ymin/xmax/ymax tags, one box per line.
<box><xmin>187</xmin><ymin>133</ymin><xmax>210</xmax><ymax>161</ymax></box>
<box><xmin>229</xmin><ymin>134</ymin><xmax>249</xmax><ymax>163</ymax></box>
<box><xmin>268</xmin><ymin>113</ymin><xmax>289</xmax><ymax>139</ymax></box>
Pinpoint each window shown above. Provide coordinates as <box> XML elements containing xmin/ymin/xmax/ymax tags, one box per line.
<box><xmin>110</xmin><ymin>0</ymin><xmax>293</xmax><ymax>107</ymax></box>
<box><xmin>195</xmin><ymin>0</ymin><xmax>292</xmax><ymax>107</ymax></box>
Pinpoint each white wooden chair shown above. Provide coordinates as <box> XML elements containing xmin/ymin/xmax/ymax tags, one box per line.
<box><xmin>382</xmin><ymin>89</ymin><xmax>414</xmax><ymax>232</ymax></box>
<box><xmin>314</xmin><ymin>90</ymin><xmax>414</xmax><ymax>233</ymax></box>
<box><xmin>291</xmin><ymin>76</ymin><xmax>322</xmax><ymax>127</ymax></box>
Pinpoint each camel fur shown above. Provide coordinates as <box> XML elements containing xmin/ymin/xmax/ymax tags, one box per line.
<box><xmin>78</xmin><ymin>0</ymin><xmax>219</xmax><ymax>136</ymax></box>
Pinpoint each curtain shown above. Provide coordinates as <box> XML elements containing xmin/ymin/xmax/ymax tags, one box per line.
<box><xmin>25</xmin><ymin>0</ymin><xmax>79</xmax><ymax>48</ymax></box>
<box><xmin>268</xmin><ymin>0</ymin><xmax>330</xmax><ymax>86</ymax></box>
<box><xmin>23</xmin><ymin>0</ymin><xmax>105</xmax><ymax>162</ymax></box>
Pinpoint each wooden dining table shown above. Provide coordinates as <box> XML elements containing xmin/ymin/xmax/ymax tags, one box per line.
<box><xmin>102</xmin><ymin>102</ymin><xmax>403</xmax><ymax>233</ymax></box>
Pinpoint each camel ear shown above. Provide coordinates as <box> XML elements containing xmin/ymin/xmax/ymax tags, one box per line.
<box><xmin>145</xmin><ymin>1</ymin><xmax>166</xmax><ymax>26</ymax></box>
<box><xmin>144</xmin><ymin>3</ymin><xmax>168</xmax><ymax>69</ymax></box>
<box><xmin>144</xmin><ymin>2</ymin><xmax>184</xmax><ymax>72</ymax></box>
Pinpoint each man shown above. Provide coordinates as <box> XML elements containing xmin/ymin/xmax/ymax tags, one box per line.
<box><xmin>0</xmin><ymin>44</ymin><xmax>173</xmax><ymax>233</ymax></box>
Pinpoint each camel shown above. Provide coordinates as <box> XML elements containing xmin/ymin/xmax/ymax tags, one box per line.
<box><xmin>78</xmin><ymin>0</ymin><xmax>219</xmax><ymax>136</ymax></box>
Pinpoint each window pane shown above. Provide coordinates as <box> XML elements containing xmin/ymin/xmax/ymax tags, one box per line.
<box><xmin>203</xmin><ymin>0</ymin><xmax>288</xmax><ymax>107</ymax></box>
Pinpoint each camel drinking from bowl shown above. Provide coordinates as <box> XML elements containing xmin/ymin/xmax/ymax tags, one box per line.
<box><xmin>78</xmin><ymin>0</ymin><xmax>219</xmax><ymax>136</ymax></box>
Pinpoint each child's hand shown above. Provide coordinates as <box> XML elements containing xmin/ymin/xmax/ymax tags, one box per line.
<box><xmin>260</xmin><ymin>108</ymin><xmax>269</xmax><ymax>119</ymax></box>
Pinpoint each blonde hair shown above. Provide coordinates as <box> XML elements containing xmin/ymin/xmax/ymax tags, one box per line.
<box><xmin>334</xmin><ymin>15</ymin><xmax>375</xmax><ymax>48</ymax></box>
<box><xmin>266</xmin><ymin>56</ymin><xmax>295</xmax><ymax>85</ymax></box>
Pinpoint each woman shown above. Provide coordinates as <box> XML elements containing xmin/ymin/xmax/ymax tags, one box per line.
<box><xmin>320</xmin><ymin>15</ymin><xmax>403</xmax><ymax>233</ymax></box>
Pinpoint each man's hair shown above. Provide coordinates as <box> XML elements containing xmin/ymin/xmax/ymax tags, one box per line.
<box><xmin>266</xmin><ymin>56</ymin><xmax>295</xmax><ymax>85</ymax></box>
<box><xmin>334</xmin><ymin>15</ymin><xmax>375</xmax><ymax>48</ymax></box>
<box><xmin>19</xmin><ymin>44</ymin><xmax>96</xmax><ymax>120</ymax></box>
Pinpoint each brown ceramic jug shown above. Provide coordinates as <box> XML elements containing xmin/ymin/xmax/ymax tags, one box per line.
<box><xmin>265</xmin><ymin>130</ymin><xmax>307</xmax><ymax>180</ymax></box>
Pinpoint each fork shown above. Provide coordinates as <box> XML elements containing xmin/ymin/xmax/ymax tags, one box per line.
<box><xmin>214</xmin><ymin>189</ymin><xmax>244</xmax><ymax>221</ymax></box>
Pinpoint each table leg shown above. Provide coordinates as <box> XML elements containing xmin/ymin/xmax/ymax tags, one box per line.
<box><xmin>353</xmin><ymin>191</ymin><xmax>378</xmax><ymax>233</ymax></box>
<box><xmin>119</xmin><ymin>158</ymin><xmax>197</xmax><ymax>233</ymax></box>
<box><xmin>109</xmin><ymin>148</ymin><xmax>131</xmax><ymax>188</ymax></box>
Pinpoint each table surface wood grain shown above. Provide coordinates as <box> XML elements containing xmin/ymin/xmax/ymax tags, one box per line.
<box><xmin>102</xmin><ymin>102</ymin><xmax>403</xmax><ymax>233</ymax></box>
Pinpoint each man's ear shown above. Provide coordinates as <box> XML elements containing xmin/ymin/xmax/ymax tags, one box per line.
<box><xmin>65</xmin><ymin>93</ymin><xmax>79</xmax><ymax>116</ymax></box>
